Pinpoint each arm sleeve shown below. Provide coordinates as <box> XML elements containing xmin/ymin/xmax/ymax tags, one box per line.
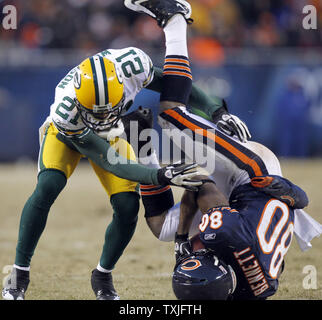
<box><xmin>58</xmin><ymin>130</ymin><xmax>160</xmax><ymax>185</ymax></box>
<box><xmin>146</xmin><ymin>66</ymin><xmax>226</xmax><ymax>119</ymax></box>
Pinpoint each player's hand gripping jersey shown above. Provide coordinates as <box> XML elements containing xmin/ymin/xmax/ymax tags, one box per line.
<box><xmin>41</xmin><ymin>47</ymin><xmax>153</xmax><ymax>141</ymax></box>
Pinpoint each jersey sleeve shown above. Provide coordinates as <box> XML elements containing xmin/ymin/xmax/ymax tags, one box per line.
<box><xmin>61</xmin><ymin>129</ymin><xmax>160</xmax><ymax>185</ymax></box>
<box><xmin>50</xmin><ymin>74</ymin><xmax>87</xmax><ymax>138</ymax></box>
<box><xmin>100</xmin><ymin>47</ymin><xmax>154</xmax><ymax>90</ymax></box>
<box><xmin>51</xmin><ymin>99</ymin><xmax>87</xmax><ymax>137</ymax></box>
<box><xmin>138</xmin><ymin>48</ymin><xmax>154</xmax><ymax>88</ymax></box>
<box><xmin>122</xmin><ymin>47</ymin><xmax>154</xmax><ymax>88</ymax></box>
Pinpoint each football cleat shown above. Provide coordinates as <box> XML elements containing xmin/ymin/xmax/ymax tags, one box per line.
<box><xmin>124</xmin><ymin>0</ymin><xmax>193</xmax><ymax>28</ymax></box>
<box><xmin>91</xmin><ymin>269</ymin><xmax>120</xmax><ymax>300</ymax></box>
<box><xmin>122</xmin><ymin>106</ymin><xmax>153</xmax><ymax>158</ymax></box>
<box><xmin>2</xmin><ymin>267</ymin><xmax>30</xmax><ymax>300</ymax></box>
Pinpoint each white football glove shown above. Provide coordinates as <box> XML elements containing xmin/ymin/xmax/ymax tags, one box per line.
<box><xmin>213</xmin><ymin>111</ymin><xmax>251</xmax><ymax>143</ymax></box>
<box><xmin>157</xmin><ymin>163</ymin><xmax>202</xmax><ymax>191</ymax></box>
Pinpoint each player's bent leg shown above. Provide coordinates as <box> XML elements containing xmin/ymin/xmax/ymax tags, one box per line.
<box><xmin>142</xmin><ymin>182</ymin><xmax>174</xmax><ymax>238</ymax></box>
<box><xmin>90</xmin><ymin>138</ymin><xmax>139</xmax><ymax>263</ymax></box>
<box><xmin>39</xmin><ymin>123</ymin><xmax>82</xmax><ymax>178</ymax></box>
<box><xmin>157</xmin><ymin>203</ymin><xmax>201</xmax><ymax>242</ymax></box>
<box><xmin>3</xmin><ymin>123</ymin><xmax>82</xmax><ymax>300</ymax></box>
<box><xmin>15</xmin><ymin>169</ymin><xmax>67</xmax><ymax>267</ymax></box>
<box><xmin>14</xmin><ymin>123</ymin><xmax>81</xmax><ymax>268</ymax></box>
<box><xmin>89</xmin><ymin>138</ymin><xmax>140</xmax><ymax>300</ymax></box>
<box><xmin>140</xmin><ymin>160</ymin><xmax>175</xmax><ymax>239</ymax></box>
<box><xmin>91</xmin><ymin>191</ymin><xmax>139</xmax><ymax>300</ymax></box>
<box><xmin>99</xmin><ymin>192</ymin><xmax>140</xmax><ymax>270</ymax></box>
<box><xmin>3</xmin><ymin>169</ymin><xmax>67</xmax><ymax>300</ymax></box>
<box><xmin>146</xmin><ymin>211</ymin><xmax>169</xmax><ymax>239</ymax></box>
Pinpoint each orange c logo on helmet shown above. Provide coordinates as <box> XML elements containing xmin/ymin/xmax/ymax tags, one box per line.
<box><xmin>181</xmin><ymin>259</ymin><xmax>202</xmax><ymax>271</ymax></box>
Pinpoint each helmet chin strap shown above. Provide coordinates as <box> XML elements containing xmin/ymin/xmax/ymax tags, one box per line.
<box><xmin>95</xmin><ymin>120</ymin><xmax>125</xmax><ymax>141</ymax></box>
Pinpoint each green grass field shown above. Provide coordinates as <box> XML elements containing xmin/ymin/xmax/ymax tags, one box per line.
<box><xmin>0</xmin><ymin>160</ymin><xmax>321</xmax><ymax>300</ymax></box>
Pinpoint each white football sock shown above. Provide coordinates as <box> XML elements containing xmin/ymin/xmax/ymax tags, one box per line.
<box><xmin>163</xmin><ymin>14</ymin><xmax>188</xmax><ymax>57</ymax></box>
<box><xmin>13</xmin><ymin>264</ymin><xmax>30</xmax><ymax>272</ymax></box>
<box><xmin>97</xmin><ymin>263</ymin><xmax>113</xmax><ymax>273</ymax></box>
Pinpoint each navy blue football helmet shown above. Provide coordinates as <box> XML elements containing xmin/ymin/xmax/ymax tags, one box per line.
<box><xmin>172</xmin><ymin>250</ymin><xmax>237</xmax><ymax>300</ymax></box>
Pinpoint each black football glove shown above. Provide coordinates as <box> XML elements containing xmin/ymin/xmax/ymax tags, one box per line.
<box><xmin>212</xmin><ymin>107</ymin><xmax>251</xmax><ymax>143</ymax></box>
<box><xmin>174</xmin><ymin>233</ymin><xmax>192</xmax><ymax>265</ymax></box>
<box><xmin>157</xmin><ymin>163</ymin><xmax>202</xmax><ymax>191</ymax></box>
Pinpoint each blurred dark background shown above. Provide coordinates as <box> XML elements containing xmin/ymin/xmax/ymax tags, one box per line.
<box><xmin>0</xmin><ymin>0</ymin><xmax>322</xmax><ymax>161</ymax></box>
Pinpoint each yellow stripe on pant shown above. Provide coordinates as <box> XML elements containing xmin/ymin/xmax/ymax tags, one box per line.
<box><xmin>38</xmin><ymin>123</ymin><xmax>138</xmax><ymax>196</ymax></box>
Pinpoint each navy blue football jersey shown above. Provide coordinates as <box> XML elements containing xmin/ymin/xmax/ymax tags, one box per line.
<box><xmin>199</xmin><ymin>184</ymin><xmax>295</xmax><ymax>300</ymax></box>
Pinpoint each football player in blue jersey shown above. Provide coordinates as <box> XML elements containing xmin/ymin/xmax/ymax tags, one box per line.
<box><xmin>172</xmin><ymin>174</ymin><xmax>307</xmax><ymax>300</ymax></box>
<box><xmin>125</xmin><ymin>0</ymin><xmax>311</xmax><ymax>300</ymax></box>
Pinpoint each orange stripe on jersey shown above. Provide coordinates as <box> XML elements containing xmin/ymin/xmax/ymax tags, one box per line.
<box><xmin>164</xmin><ymin>58</ymin><xmax>190</xmax><ymax>65</ymax></box>
<box><xmin>163</xmin><ymin>109</ymin><xmax>264</xmax><ymax>177</ymax></box>
<box><xmin>163</xmin><ymin>70</ymin><xmax>193</xmax><ymax>80</ymax></box>
<box><xmin>140</xmin><ymin>185</ymin><xmax>171</xmax><ymax>195</ymax></box>
<box><xmin>140</xmin><ymin>184</ymin><xmax>161</xmax><ymax>190</ymax></box>
<box><xmin>163</xmin><ymin>65</ymin><xmax>191</xmax><ymax>72</ymax></box>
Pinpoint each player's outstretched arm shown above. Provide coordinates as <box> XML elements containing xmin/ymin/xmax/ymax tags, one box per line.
<box><xmin>57</xmin><ymin>129</ymin><xmax>202</xmax><ymax>189</ymax></box>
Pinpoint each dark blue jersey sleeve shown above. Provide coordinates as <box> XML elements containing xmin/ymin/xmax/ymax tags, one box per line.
<box><xmin>199</xmin><ymin>206</ymin><xmax>252</xmax><ymax>251</ymax></box>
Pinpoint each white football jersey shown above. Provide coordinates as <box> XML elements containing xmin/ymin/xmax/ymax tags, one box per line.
<box><xmin>42</xmin><ymin>47</ymin><xmax>154</xmax><ymax>137</ymax></box>
<box><xmin>158</xmin><ymin>107</ymin><xmax>283</xmax><ymax>199</ymax></box>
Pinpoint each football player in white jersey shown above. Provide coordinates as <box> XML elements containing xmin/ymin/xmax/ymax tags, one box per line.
<box><xmin>2</xmin><ymin>46</ymin><xmax>206</xmax><ymax>301</ymax></box>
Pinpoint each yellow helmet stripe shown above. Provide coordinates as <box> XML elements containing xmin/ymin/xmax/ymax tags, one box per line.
<box><xmin>89</xmin><ymin>57</ymin><xmax>99</xmax><ymax>106</ymax></box>
<box><xmin>98</xmin><ymin>56</ymin><xmax>109</xmax><ymax>105</ymax></box>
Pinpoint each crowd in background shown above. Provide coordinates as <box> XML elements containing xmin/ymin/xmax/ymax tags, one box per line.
<box><xmin>1</xmin><ymin>0</ymin><xmax>321</xmax><ymax>56</ymax></box>
<box><xmin>0</xmin><ymin>0</ymin><xmax>321</xmax><ymax>158</ymax></box>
